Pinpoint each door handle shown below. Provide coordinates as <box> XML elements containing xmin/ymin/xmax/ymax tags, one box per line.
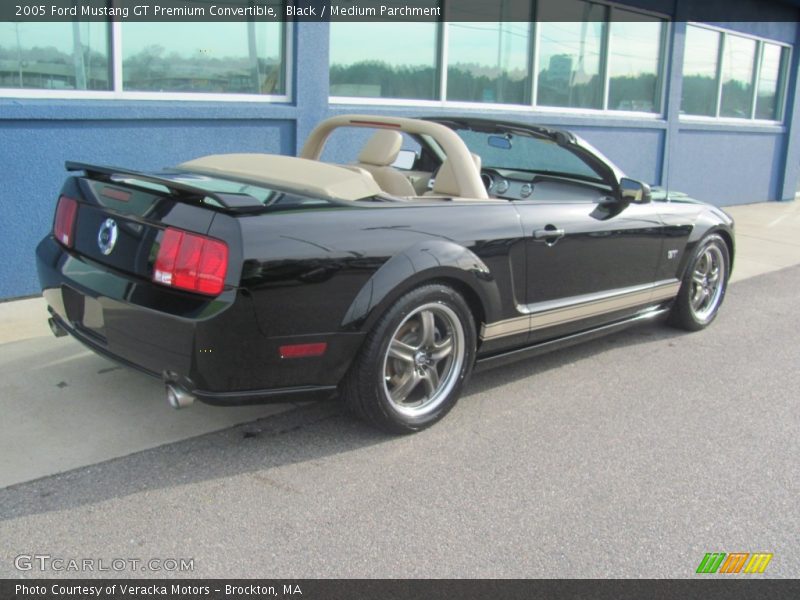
<box><xmin>533</xmin><ymin>226</ymin><xmax>565</xmax><ymax>245</ymax></box>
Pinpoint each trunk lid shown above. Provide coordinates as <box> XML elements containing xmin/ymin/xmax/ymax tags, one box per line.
<box><xmin>62</xmin><ymin>163</ymin><xmax>266</xmax><ymax>284</ymax></box>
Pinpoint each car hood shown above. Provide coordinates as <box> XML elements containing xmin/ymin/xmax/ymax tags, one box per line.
<box><xmin>650</xmin><ymin>186</ymin><xmax>734</xmax><ymax>225</ymax></box>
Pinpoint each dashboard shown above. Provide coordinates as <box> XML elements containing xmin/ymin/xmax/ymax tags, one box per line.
<box><xmin>481</xmin><ymin>169</ymin><xmax>534</xmax><ymax>200</ymax></box>
<box><xmin>480</xmin><ymin>168</ymin><xmax>613</xmax><ymax>202</ymax></box>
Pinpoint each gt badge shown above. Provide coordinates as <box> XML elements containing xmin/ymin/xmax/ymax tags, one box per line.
<box><xmin>97</xmin><ymin>218</ymin><xmax>119</xmax><ymax>255</ymax></box>
<box><xmin>667</xmin><ymin>249</ymin><xmax>679</xmax><ymax>260</ymax></box>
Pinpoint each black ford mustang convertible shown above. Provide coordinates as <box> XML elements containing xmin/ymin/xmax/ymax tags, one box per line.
<box><xmin>37</xmin><ymin>115</ymin><xmax>734</xmax><ymax>432</ymax></box>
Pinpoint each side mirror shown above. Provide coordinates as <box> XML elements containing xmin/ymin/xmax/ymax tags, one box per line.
<box><xmin>619</xmin><ymin>178</ymin><xmax>652</xmax><ymax>204</ymax></box>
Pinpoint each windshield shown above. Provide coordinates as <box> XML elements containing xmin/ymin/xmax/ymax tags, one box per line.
<box><xmin>454</xmin><ymin>129</ymin><xmax>603</xmax><ymax>182</ymax></box>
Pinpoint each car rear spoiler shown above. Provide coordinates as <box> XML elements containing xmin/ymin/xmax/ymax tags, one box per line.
<box><xmin>65</xmin><ymin>161</ymin><xmax>266</xmax><ymax>212</ymax></box>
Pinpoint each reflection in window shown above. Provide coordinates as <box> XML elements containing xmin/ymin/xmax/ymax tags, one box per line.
<box><xmin>537</xmin><ymin>1</ymin><xmax>606</xmax><ymax>109</ymax></box>
<box><xmin>607</xmin><ymin>13</ymin><xmax>663</xmax><ymax>113</ymax></box>
<box><xmin>681</xmin><ymin>25</ymin><xmax>720</xmax><ymax>117</ymax></box>
<box><xmin>122</xmin><ymin>21</ymin><xmax>284</xmax><ymax>94</ymax></box>
<box><xmin>756</xmin><ymin>43</ymin><xmax>786</xmax><ymax>120</ymax></box>
<box><xmin>719</xmin><ymin>34</ymin><xmax>756</xmax><ymax>118</ymax></box>
<box><xmin>0</xmin><ymin>22</ymin><xmax>110</xmax><ymax>90</ymax></box>
<box><xmin>446</xmin><ymin>0</ymin><xmax>532</xmax><ymax>105</ymax></box>
<box><xmin>447</xmin><ymin>22</ymin><xmax>531</xmax><ymax>105</ymax></box>
<box><xmin>330</xmin><ymin>22</ymin><xmax>438</xmax><ymax>100</ymax></box>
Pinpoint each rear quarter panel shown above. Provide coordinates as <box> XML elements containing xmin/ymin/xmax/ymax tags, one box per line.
<box><xmin>237</xmin><ymin>201</ymin><xmax>526</xmax><ymax>342</ymax></box>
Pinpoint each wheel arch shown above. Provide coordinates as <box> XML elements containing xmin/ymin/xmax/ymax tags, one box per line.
<box><xmin>714</xmin><ymin>227</ymin><xmax>735</xmax><ymax>273</ymax></box>
<box><xmin>678</xmin><ymin>225</ymin><xmax>735</xmax><ymax>281</ymax></box>
<box><xmin>341</xmin><ymin>240</ymin><xmax>503</xmax><ymax>337</ymax></box>
<box><xmin>676</xmin><ymin>207</ymin><xmax>736</xmax><ymax>280</ymax></box>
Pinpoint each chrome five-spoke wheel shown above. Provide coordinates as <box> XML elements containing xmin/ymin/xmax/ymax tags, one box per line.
<box><xmin>382</xmin><ymin>303</ymin><xmax>465</xmax><ymax>418</ymax></box>
<box><xmin>343</xmin><ymin>284</ymin><xmax>476</xmax><ymax>433</ymax></box>
<box><xmin>669</xmin><ymin>234</ymin><xmax>730</xmax><ymax>332</ymax></box>
<box><xmin>689</xmin><ymin>243</ymin><xmax>726</xmax><ymax>323</ymax></box>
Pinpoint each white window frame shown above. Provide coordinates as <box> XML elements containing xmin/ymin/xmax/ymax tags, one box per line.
<box><xmin>680</xmin><ymin>22</ymin><xmax>792</xmax><ymax>125</ymax></box>
<box><xmin>0</xmin><ymin>21</ymin><xmax>293</xmax><ymax>103</ymax></box>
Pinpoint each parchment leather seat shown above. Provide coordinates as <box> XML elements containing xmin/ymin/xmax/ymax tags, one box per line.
<box><xmin>354</xmin><ymin>130</ymin><xmax>417</xmax><ymax>197</ymax></box>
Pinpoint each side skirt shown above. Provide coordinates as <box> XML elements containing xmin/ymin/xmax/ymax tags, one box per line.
<box><xmin>473</xmin><ymin>305</ymin><xmax>671</xmax><ymax>373</ymax></box>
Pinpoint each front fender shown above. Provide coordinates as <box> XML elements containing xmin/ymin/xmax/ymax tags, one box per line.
<box><xmin>676</xmin><ymin>208</ymin><xmax>735</xmax><ymax>279</ymax></box>
<box><xmin>341</xmin><ymin>240</ymin><xmax>503</xmax><ymax>332</ymax></box>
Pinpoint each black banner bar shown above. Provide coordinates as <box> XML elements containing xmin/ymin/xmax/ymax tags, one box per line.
<box><xmin>3</xmin><ymin>579</ymin><xmax>800</xmax><ymax>600</ymax></box>
<box><xmin>2</xmin><ymin>0</ymin><xmax>800</xmax><ymax>22</ymax></box>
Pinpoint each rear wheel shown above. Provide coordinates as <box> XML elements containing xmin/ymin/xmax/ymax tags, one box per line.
<box><xmin>668</xmin><ymin>234</ymin><xmax>730</xmax><ymax>331</ymax></box>
<box><xmin>343</xmin><ymin>284</ymin><xmax>476</xmax><ymax>433</ymax></box>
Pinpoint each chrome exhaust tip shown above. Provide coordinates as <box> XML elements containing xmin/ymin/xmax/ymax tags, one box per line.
<box><xmin>166</xmin><ymin>383</ymin><xmax>195</xmax><ymax>409</ymax></box>
<box><xmin>48</xmin><ymin>317</ymin><xmax>67</xmax><ymax>338</ymax></box>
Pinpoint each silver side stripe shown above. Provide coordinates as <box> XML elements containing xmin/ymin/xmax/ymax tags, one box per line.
<box><xmin>481</xmin><ymin>279</ymin><xmax>681</xmax><ymax>341</ymax></box>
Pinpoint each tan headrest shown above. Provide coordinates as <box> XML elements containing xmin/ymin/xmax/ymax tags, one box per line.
<box><xmin>357</xmin><ymin>129</ymin><xmax>403</xmax><ymax>166</ymax></box>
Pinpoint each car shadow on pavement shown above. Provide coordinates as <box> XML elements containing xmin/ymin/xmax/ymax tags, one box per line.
<box><xmin>0</xmin><ymin>318</ymin><xmax>687</xmax><ymax>522</ymax></box>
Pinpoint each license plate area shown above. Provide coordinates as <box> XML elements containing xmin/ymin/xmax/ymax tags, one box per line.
<box><xmin>62</xmin><ymin>285</ymin><xmax>106</xmax><ymax>342</ymax></box>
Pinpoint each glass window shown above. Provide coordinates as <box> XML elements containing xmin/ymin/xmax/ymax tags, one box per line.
<box><xmin>755</xmin><ymin>43</ymin><xmax>786</xmax><ymax>120</ymax></box>
<box><xmin>0</xmin><ymin>22</ymin><xmax>110</xmax><ymax>90</ymax></box>
<box><xmin>446</xmin><ymin>22</ymin><xmax>531</xmax><ymax>105</ymax></box>
<box><xmin>330</xmin><ymin>22</ymin><xmax>439</xmax><ymax>100</ymax></box>
<box><xmin>537</xmin><ymin>1</ymin><xmax>606</xmax><ymax>109</ymax></box>
<box><xmin>680</xmin><ymin>25</ymin><xmax>721</xmax><ymax>117</ymax></box>
<box><xmin>121</xmin><ymin>21</ymin><xmax>284</xmax><ymax>94</ymax></box>
<box><xmin>446</xmin><ymin>0</ymin><xmax>532</xmax><ymax>105</ymax></box>
<box><xmin>719</xmin><ymin>34</ymin><xmax>756</xmax><ymax>118</ymax></box>
<box><xmin>607</xmin><ymin>12</ymin><xmax>663</xmax><ymax>113</ymax></box>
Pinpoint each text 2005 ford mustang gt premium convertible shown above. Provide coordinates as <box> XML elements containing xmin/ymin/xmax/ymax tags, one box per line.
<box><xmin>37</xmin><ymin>115</ymin><xmax>734</xmax><ymax>432</ymax></box>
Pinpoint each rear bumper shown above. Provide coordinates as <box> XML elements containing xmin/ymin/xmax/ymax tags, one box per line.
<box><xmin>47</xmin><ymin>310</ymin><xmax>337</xmax><ymax>404</ymax></box>
<box><xmin>36</xmin><ymin>236</ymin><xmax>362</xmax><ymax>405</ymax></box>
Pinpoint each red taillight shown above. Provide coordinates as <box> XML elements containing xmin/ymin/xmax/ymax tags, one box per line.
<box><xmin>153</xmin><ymin>227</ymin><xmax>228</xmax><ymax>296</ymax></box>
<box><xmin>53</xmin><ymin>195</ymin><xmax>78</xmax><ymax>248</ymax></box>
<box><xmin>279</xmin><ymin>343</ymin><xmax>328</xmax><ymax>359</ymax></box>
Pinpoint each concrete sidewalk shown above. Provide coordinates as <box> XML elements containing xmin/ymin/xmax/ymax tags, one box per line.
<box><xmin>0</xmin><ymin>200</ymin><xmax>798</xmax><ymax>488</ymax></box>
<box><xmin>725</xmin><ymin>200</ymin><xmax>800</xmax><ymax>282</ymax></box>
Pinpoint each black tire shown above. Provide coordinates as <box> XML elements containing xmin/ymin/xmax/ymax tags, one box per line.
<box><xmin>668</xmin><ymin>233</ymin><xmax>730</xmax><ymax>331</ymax></box>
<box><xmin>342</xmin><ymin>284</ymin><xmax>477</xmax><ymax>434</ymax></box>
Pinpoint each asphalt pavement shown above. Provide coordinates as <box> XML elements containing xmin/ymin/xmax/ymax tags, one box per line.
<box><xmin>0</xmin><ymin>263</ymin><xmax>798</xmax><ymax>578</ymax></box>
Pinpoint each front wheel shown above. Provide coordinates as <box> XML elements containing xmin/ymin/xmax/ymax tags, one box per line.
<box><xmin>343</xmin><ymin>284</ymin><xmax>476</xmax><ymax>433</ymax></box>
<box><xmin>668</xmin><ymin>233</ymin><xmax>730</xmax><ymax>331</ymax></box>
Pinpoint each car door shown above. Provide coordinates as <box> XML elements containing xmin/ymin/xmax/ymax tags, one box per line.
<box><xmin>514</xmin><ymin>178</ymin><xmax>666</xmax><ymax>343</ymax></box>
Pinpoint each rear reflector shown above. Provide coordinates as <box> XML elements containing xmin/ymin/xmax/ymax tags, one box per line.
<box><xmin>153</xmin><ymin>227</ymin><xmax>228</xmax><ymax>296</ymax></box>
<box><xmin>279</xmin><ymin>343</ymin><xmax>328</xmax><ymax>359</ymax></box>
<box><xmin>53</xmin><ymin>195</ymin><xmax>79</xmax><ymax>248</ymax></box>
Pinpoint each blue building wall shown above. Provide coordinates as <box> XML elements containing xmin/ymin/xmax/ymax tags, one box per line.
<box><xmin>0</xmin><ymin>107</ymin><xmax>297</xmax><ymax>298</ymax></box>
<box><xmin>1</xmin><ymin>10</ymin><xmax>798</xmax><ymax>299</ymax></box>
<box><xmin>673</xmin><ymin>128</ymin><xmax>786</xmax><ymax>204</ymax></box>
